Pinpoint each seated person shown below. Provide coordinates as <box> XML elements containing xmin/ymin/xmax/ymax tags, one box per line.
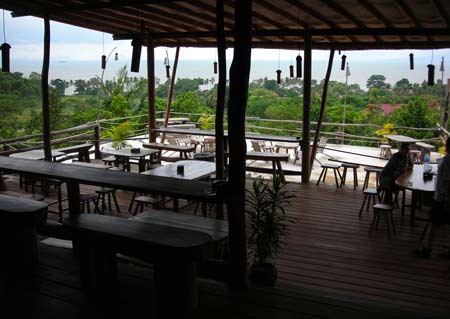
<box><xmin>379</xmin><ymin>143</ymin><xmax>413</xmax><ymax>205</ymax></box>
<box><xmin>415</xmin><ymin>137</ymin><xmax>450</xmax><ymax>258</ymax></box>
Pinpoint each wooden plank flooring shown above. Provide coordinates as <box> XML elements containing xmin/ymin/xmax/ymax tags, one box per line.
<box><xmin>2</xmin><ymin>172</ymin><xmax>450</xmax><ymax>318</ymax></box>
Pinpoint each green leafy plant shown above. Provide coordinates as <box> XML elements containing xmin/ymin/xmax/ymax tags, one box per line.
<box><xmin>197</xmin><ymin>113</ymin><xmax>214</xmax><ymax>130</ymax></box>
<box><xmin>375</xmin><ymin>122</ymin><xmax>397</xmax><ymax>143</ymax></box>
<box><xmin>246</xmin><ymin>177</ymin><xmax>295</xmax><ymax>266</ymax></box>
<box><xmin>105</xmin><ymin>121</ymin><xmax>131</xmax><ymax>149</ymax></box>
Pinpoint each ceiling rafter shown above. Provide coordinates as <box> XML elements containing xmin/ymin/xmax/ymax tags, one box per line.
<box><xmin>431</xmin><ymin>0</ymin><xmax>449</xmax><ymax>28</ymax></box>
<box><xmin>395</xmin><ymin>0</ymin><xmax>433</xmax><ymax>42</ymax></box>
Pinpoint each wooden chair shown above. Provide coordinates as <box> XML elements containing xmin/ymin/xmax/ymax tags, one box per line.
<box><xmin>359</xmin><ymin>188</ymin><xmax>381</xmax><ymax>217</ymax></box>
<box><xmin>380</xmin><ymin>144</ymin><xmax>392</xmax><ymax>159</ymax></box>
<box><xmin>340</xmin><ymin>163</ymin><xmax>359</xmax><ymax>189</ymax></box>
<box><xmin>80</xmin><ymin>194</ymin><xmax>100</xmax><ymax>214</ymax></box>
<box><xmin>95</xmin><ymin>187</ymin><xmax>120</xmax><ymax>214</ymax></box>
<box><xmin>362</xmin><ymin>166</ymin><xmax>382</xmax><ymax>190</ymax></box>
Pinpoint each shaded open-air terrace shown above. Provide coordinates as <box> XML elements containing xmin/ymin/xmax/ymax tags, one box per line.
<box><xmin>1</xmin><ymin>1</ymin><xmax>450</xmax><ymax>318</ymax></box>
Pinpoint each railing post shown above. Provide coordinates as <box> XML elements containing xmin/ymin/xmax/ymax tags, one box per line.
<box><xmin>94</xmin><ymin>122</ymin><xmax>101</xmax><ymax>159</ymax></box>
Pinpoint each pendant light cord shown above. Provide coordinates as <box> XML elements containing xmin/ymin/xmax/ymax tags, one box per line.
<box><xmin>2</xmin><ymin>10</ymin><xmax>6</xmax><ymax>43</ymax></box>
<box><xmin>431</xmin><ymin>50</ymin><xmax>434</xmax><ymax>64</ymax></box>
<box><xmin>102</xmin><ymin>32</ymin><xmax>104</xmax><ymax>54</ymax></box>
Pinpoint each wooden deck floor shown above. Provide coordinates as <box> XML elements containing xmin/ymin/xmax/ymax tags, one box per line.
<box><xmin>2</xmin><ymin>173</ymin><xmax>450</xmax><ymax>318</ymax></box>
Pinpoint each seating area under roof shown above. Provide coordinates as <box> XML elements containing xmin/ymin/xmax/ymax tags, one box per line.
<box><xmin>2</xmin><ymin>0</ymin><xmax>450</xmax><ymax>50</ymax></box>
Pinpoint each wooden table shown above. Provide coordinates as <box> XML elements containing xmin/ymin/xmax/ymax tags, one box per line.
<box><xmin>9</xmin><ymin>149</ymin><xmax>65</xmax><ymax>161</ymax></box>
<box><xmin>102</xmin><ymin>147</ymin><xmax>158</xmax><ymax>172</ymax></box>
<box><xmin>142</xmin><ymin>142</ymin><xmax>196</xmax><ymax>161</ymax></box>
<box><xmin>274</xmin><ymin>142</ymin><xmax>299</xmax><ymax>153</ymax></box>
<box><xmin>385</xmin><ymin>135</ymin><xmax>419</xmax><ymax>144</ymax></box>
<box><xmin>66</xmin><ymin>161</ymin><xmax>111</xmax><ymax>169</ymax></box>
<box><xmin>395</xmin><ymin>164</ymin><xmax>436</xmax><ymax>226</ymax></box>
<box><xmin>154</xmin><ymin>127</ymin><xmax>301</xmax><ymax>144</ymax></box>
<box><xmin>142</xmin><ymin>160</ymin><xmax>216</xmax><ymax>213</ymax></box>
<box><xmin>54</xmin><ymin>143</ymin><xmax>93</xmax><ymax>162</ymax></box>
<box><xmin>236</xmin><ymin>152</ymin><xmax>290</xmax><ymax>185</ymax></box>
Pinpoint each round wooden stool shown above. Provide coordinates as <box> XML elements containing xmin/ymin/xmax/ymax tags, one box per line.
<box><xmin>95</xmin><ymin>187</ymin><xmax>120</xmax><ymax>214</ymax></box>
<box><xmin>316</xmin><ymin>162</ymin><xmax>342</xmax><ymax>188</ymax></box>
<box><xmin>340</xmin><ymin>163</ymin><xmax>359</xmax><ymax>189</ymax></box>
<box><xmin>362</xmin><ymin>166</ymin><xmax>382</xmax><ymax>190</ymax></box>
<box><xmin>102</xmin><ymin>156</ymin><xmax>116</xmax><ymax>166</ymax></box>
<box><xmin>133</xmin><ymin>196</ymin><xmax>162</xmax><ymax>215</ymax></box>
<box><xmin>359</xmin><ymin>188</ymin><xmax>380</xmax><ymax>217</ymax></box>
<box><xmin>369</xmin><ymin>203</ymin><xmax>396</xmax><ymax>238</ymax></box>
<box><xmin>80</xmin><ymin>193</ymin><xmax>100</xmax><ymax>214</ymax></box>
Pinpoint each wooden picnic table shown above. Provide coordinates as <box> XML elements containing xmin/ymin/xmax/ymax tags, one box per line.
<box><xmin>142</xmin><ymin>142</ymin><xmax>196</xmax><ymax>161</ymax></box>
<box><xmin>155</xmin><ymin>117</ymin><xmax>189</xmax><ymax>124</ymax></box>
<box><xmin>154</xmin><ymin>127</ymin><xmax>301</xmax><ymax>144</ymax></box>
<box><xmin>274</xmin><ymin>142</ymin><xmax>299</xmax><ymax>153</ymax></box>
<box><xmin>102</xmin><ymin>147</ymin><xmax>159</xmax><ymax>172</ymax></box>
<box><xmin>385</xmin><ymin>135</ymin><xmax>419</xmax><ymax>144</ymax></box>
<box><xmin>9</xmin><ymin>149</ymin><xmax>65</xmax><ymax>161</ymax></box>
<box><xmin>54</xmin><ymin>143</ymin><xmax>93</xmax><ymax>162</ymax></box>
<box><xmin>66</xmin><ymin>161</ymin><xmax>111</xmax><ymax>169</ymax></box>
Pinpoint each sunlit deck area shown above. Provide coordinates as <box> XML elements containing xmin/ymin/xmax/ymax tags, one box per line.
<box><xmin>2</xmin><ymin>174</ymin><xmax>450</xmax><ymax>318</ymax></box>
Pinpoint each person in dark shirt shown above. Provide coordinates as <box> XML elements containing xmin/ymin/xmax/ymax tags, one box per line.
<box><xmin>379</xmin><ymin>143</ymin><xmax>413</xmax><ymax>205</ymax></box>
<box><xmin>415</xmin><ymin>137</ymin><xmax>450</xmax><ymax>258</ymax></box>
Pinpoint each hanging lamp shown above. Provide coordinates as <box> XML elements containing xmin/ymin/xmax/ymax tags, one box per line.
<box><xmin>276</xmin><ymin>69</ymin><xmax>282</xmax><ymax>84</ymax></box>
<box><xmin>341</xmin><ymin>54</ymin><xmax>347</xmax><ymax>70</ymax></box>
<box><xmin>1</xmin><ymin>10</ymin><xmax>11</xmax><ymax>72</ymax></box>
<box><xmin>289</xmin><ymin>64</ymin><xmax>294</xmax><ymax>78</ymax></box>
<box><xmin>409</xmin><ymin>53</ymin><xmax>414</xmax><ymax>70</ymax></box>
<box><xmin>130</xmin><ymin>38</ymin><xmax>142</xmax><ymax>73</ymax></box>
<box><xmin>114</xmin><ymin>52</ymin><xmax>118</xmax><ymax>61</ymax></box>
<box><xmin>213</xmin><ymin>61</ymin><xmax>218</xmax><ymax>74</ymax></box>
<box><xmin>427</xmin><ymin>64</ymin><xmax>435</xmax><ymax>86</ymax></box>
<box><xmin>296</xmin><ymin>55</ymin><xmax>302</xmax><ymax>78</ymax></box>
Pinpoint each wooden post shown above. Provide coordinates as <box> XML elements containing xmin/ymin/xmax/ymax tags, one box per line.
<box><xmin>226</xmin><ymin>0</ymin><xmax>252</xmax><ymax>289</ymax></box>
<box><xmin>301</xmin><ymin>30</ymin><xmax>312</xmax><ymax>183</ymax></box>
<box><xmin>310</xmin><ymin>49</ymin><xmax>335</xmax><ymax>170</ymax></box>
<box><xmin>94</xmin><ymin>123</ymin><xmax>101</xmax><ymax>159</ymax></box>
<box><xmin>215</xmin><ymin>0</ymin><xmax>226</xmax><ymax>220</ymax></box>
<box><xmin>147</xmin><ymin>42</ymin><xmax>157</xmax><ymax>143</ymax></box>
<box><xmin>161</xmin><ymin>47</ymin><xmax>180</xmax><ymax>143</ymax></box>
<box><xmin>42</xmin><ymin>16</ymin><xmax>52</xmax><ymax>162</ymax></box>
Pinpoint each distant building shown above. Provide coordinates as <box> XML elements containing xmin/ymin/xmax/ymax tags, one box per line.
<box><xmin>379</xmin><ymin>103</ymin><xmax>403</xmax><ymax>115</ymax></box>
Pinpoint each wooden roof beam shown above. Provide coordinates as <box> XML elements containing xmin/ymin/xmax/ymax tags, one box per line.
<box><xmin>395</xmin><ymin>0</ymin><xmax>433</xmax><ymax>42</ymax></box>
<box><xmin>431</xmin><ymin>0</ymin><xmax>449</xmax><ymax>28</ymax></box>
<box><xmin>11</xmin><ymin>0</ymin><xmax>192</xmax><ymax>17</ymax></box>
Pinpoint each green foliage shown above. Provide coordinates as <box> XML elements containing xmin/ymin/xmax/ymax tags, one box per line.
<box><xmin>104</xmin><ymin>121</ymin><xmax>131</xmax><ymax>149</ymax></box>
<box><xmin>246</xmin><ymin>177</ymin><xmax>295</xmax><ymax>265</ymax></box>
<box><xmin>197</xmin><ymin>114</ymin><xmax>214</xmax><ymax>130</ymax></box>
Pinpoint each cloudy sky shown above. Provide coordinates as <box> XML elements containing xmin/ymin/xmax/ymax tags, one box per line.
<box><xmin>2</xmin><ymin>10</ymin><xmax>450</xmax><ymax>87</ymax></box>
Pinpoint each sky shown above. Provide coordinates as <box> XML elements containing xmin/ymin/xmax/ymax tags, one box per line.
<box><xmin>2</xmin><ymin>10</ymin><xmax>450</xmax><ymax>89</ymax></box>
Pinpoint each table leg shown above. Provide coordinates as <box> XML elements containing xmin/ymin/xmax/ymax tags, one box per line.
<box><xmin>410</xmin><ymin>190</ymin><xmax>417</xmax><ymax>226</ymax></box>
<box><xmin>276</xmin><ymin>160</ymin><xmax>286</xmax><ymax>184</ymax></box>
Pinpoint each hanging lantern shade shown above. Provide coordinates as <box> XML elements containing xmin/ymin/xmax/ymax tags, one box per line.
<box><xmin>427</xmin><ymin>64</ymin><xmax>435</xmax><ymax>86</ymax></box>
<box><xmin>276</xmin><ymin>69</ymin><xmax>282</xmax><ymax>84</ymax></box>
<box><xmin>213</xmin><ymin>61</ymin><xmax>218</xmax><ymax>74</ymax></box>
<box><xmin>296</xmin><ymin>55</ymin><xmax>302</xmax><ymax>78</ymax></box>
<box><xmin>289</xmin><ymin>65</ymin><xmax>294</xmax><ymax>78</ymax></box>
<box><xmin>130</xmin><ymin>38</ymin><xmax>142</xmax><ymax>73</ymax></box>
<box><xmin>409</xmin><ymin>53</ymin><xmax>414</xmax><ymax>70</ymax></box>
<box><xmin>114</xmin><ymin>52</ymin><xmax>119</xmax><ymax>61</ymax></box>
<box><xmin>341</xmin><ymin>55</ymin><xmax>347</xmax><ymax>70</ymax></box>
<box><xmin>338</xmin><ymin>50</ymin><xmax>341</xmax><ymax>55</ymax></box>
<box><xmin>101</xmin><ymin>54</ymin><xmax>106</xmax><ymax>69</ymax></box>
<box><xmin>1</xmin><ymin>43</ymin><xmax>11</xmax><ymax>73</ymax></box>
<box><xmin>165</xmin><ymin>65</ymin><xmax>171</xmax><ymax>78</ymax></box>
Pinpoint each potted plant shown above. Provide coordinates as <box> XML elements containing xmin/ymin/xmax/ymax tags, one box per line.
<box><xmin>246</xmin><ymin>176</ymin><xmax>295</xmax><ymax>286</ymax></box>
<box><xmin>104</xmin><ymin>121</ymin><xmax>131</xmax><ymax>150</ymax></box>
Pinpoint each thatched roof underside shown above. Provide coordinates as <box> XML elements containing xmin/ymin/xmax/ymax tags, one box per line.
<box><xmin>2</xmin><ymin>0</ymin><xmax>450</xmax><ymax>50</ymax></box>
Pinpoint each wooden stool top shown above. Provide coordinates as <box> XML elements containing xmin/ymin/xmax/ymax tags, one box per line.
<box><xmin>373</xmin><ymin>203</ymin><xmax>393</xmax><ymax>211</ymax></box>
<box><xmin>321</xmin><ymin>162</ymin><xmax>341</xmax><ymax>169</ymax></box>
<box><xmin>364</xmin><ymin>166</ymin><xmax>382</xmax><ymax>172</ymax></box>
<box><xmin>380</xmin><ymin>145</ymin><xmax>392</xmax><ymax>149</ymax></box>
<box><xmin>363</xmin><ymin>188</ymin><xmax>379</xmax><ymax>195</ymax></box>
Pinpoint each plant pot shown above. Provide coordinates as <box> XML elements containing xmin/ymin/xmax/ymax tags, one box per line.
<box><xmin>249</xmin><ymin>262</ymin><xmax>277</xmax><ymax>286</ymax></box>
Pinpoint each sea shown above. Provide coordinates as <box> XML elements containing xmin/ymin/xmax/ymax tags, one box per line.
<box><xmin>9</xmin><ymin>58</ymin><xmax>448</xmax><ymax>91</ymax></box>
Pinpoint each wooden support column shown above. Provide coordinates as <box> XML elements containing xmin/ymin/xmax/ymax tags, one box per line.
<box><xmin>310</xmin><ymin>49</ymin><xmax>335</xmax><ymax>170</ymax></box>
<box><xmin>42</xmin><ymin>16</ymin><xmax>52</xmax><ymax>162</ymax></box>
<box><xmin>215</xmin><ymin>0</ymin><xmax>226</xmax><ymax>180</ymax></box>
<box><xmin>226</xmin><ymin>0</ymin><xmax>252</xmax><ymax>289</ymax></box>
<box><xmin>301</xmin><ymin>30</ymin><xmax>312</xmax><ymax>183</ymax></box>
<box><xmin>147</xmin><ymin>42</ymin><xmax>157</xmax><ymax>143</ymax></box>
<box><xmin>161</xmin><ymin>46</ymin><xmax>180</xmax><ymax>143</ymax></box>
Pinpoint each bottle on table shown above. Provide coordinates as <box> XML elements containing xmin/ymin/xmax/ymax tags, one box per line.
<box><xmin>423</xmin><ymin>153</ymin><xmax>431</xmax><ymax>173</ymax></box>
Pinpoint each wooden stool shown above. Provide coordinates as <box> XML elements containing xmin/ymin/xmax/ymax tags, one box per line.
<box><xmin>380</xmin><ymin>144</ymin><xmax>392</xmax><ymax>158</ymax></box>
<box><xmin>340</xmin><ymin>163</ymin><xmax>359</xmax><ymax>189</ymax></box>
<box><xmin>133</xmin><ymin>196</ymin><xmax>162</xmax><ymax>215</ymax></box>
<box><xmin>363</xmin><ymin>167</ymin><xmax>382</xmax><ymax>190</ymax></box>
<box><xmin>102</xmin><ymin>156</ymin><xmax>116</xmax><ymax>166</ymax></box>
<box><xmin>359</xmin><ymin>188</ymin><xmax>381</xmax><ymax>217</ymax></box>
<box><xmin>316</xmin><ymin>162</ymin><xmax>342</xmax><ymax>188</ymax></box>
<box><xmin>95</xmin><ymin>187</ymin><xmax>120</xmax><ymax>214</ymax></box>
<box><xmin>48</xmin><ymin>178</ymin><xmax>64</xmax><ymax>222</ymax></box>
<box><xmin>80</xmin><ymin>194</ymin><xmax>100</xmax><ymax>214</ymax></box>
<box><xmin>369</xmin><ymin>203</ymin><xmax>396</xmax><ymax>238</ymax></box>
<box><xmin>0</xmin><ymin>194</ymin><xmax>48</xmax><ymax>279</ymax></box>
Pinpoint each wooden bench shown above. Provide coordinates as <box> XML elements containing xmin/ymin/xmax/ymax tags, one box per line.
<box><xmin>143</xmin><ymin>142</ymin><xmax>196</xmax><ymax>161</ymax></box>
<box><xmin>54</xmin><ymin>143</ymin><xmax>93</xmax><ymax>162</ymax></box>
<box><xmin>64</xmin><ymin>213</ymin><xmax>216</xmax><ymax>317</ymax></box>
